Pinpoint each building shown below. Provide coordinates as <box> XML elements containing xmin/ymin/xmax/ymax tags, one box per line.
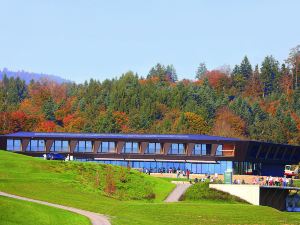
<box><xmin>1</xmin><ymin>131</ymin><xmax>300</xmax><ymax>176</ymax></box>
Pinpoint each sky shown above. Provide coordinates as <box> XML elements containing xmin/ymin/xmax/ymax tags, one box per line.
<box><xmin>0</xmin><ymin>0</ymin><xmax>299</xmax><ymax>83</ymax></box>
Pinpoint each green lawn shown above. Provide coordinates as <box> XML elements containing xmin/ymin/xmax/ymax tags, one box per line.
<box><xmin>182</xmin><ymin>182</ymin><xmax>246</xmax><ymax>203</ymax></box>
<box><xmin>0</xmin><ymin>196</ymin><xmax>90</xmax><ymax>225</ymax></box>
<box><xmin>294</xmin><ymin>179</ymin><xmax>300</xmax><ymax>187</ymax></box>
<box><xmin>1</xmin><ymin>150</ymin><xmax>300</xmax><ymax>225</ymax></box>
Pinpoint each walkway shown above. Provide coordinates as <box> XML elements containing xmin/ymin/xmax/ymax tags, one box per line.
<box><xmin>164</xmin><ymin>182</ymin><xmax>192</xmax><ymax>202</ymax></box>
<box><xmin>0</xmin><ymin>191</ymin><xmax>111</xmax><ymax>225</ymax></box>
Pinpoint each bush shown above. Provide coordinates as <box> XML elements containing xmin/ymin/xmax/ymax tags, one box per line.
<box><xmin>182</xmin><ymin>182</ymin><xmax>245</xmax><ymax>203</ymax></box>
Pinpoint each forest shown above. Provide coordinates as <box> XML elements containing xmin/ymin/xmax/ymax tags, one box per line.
<box><xmin>0</xmin><ymin>46</ymin><xmax>300</xmax><ymax>145</ymax></box>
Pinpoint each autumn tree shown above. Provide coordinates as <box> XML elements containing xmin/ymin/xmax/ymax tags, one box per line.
<box><xmin>212</xmin><ymin>107</ymin><xmax>246</xmax><ymax>138</ymax></box>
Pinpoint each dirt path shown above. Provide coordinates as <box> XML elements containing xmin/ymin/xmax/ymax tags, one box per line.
<box><xmin>164</xmin><ymin>182</ymin><xmax>192</xmax><ymax>202</ymax></box>
<box><xmin>0</xmin><ymin>191</ymin><xmax>111</xmax><ymax>225</ymax></box>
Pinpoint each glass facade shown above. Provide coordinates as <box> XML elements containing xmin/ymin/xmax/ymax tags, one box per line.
<box><xmin>26</xmin><ymin>140</ymin><xmax>45</xmax><ymax>152</ymax></box>
<box><xmin>122</xmin><ymin>142</ymin><xmax>139</xmax><ymax>153</ymax></box>
<box><xmin>7</xmin><ymin>139</ymin><xmax>21</xmax><ymax>151</ymax></box>
<box><xmin>81</xmin><ymin>159</ymin><xmax>233</xmax><ymax>175</ymax></box>
<box><xmin>145</xmin><ymin>143</ymin><xmax>161</xmax><ymax>154</ymax></box>
<box><xmin>193</xmin><ymin>144</ymin><xmax>207</xmax><ymax>155</ymax></box>
<box><xmin>75</xmin><ymin>141</ymin><xmax>92</xmax><ymax>153</ymax></box>
<box><xmin>50</xmin><ymin>140</ymin><xmax>69</xmax><ymax>152</ymax></box>
<box><xmin>98</xmin><ymin>141</ymin><xmax>115</xmax><ymax>153</ymax></box>
<box><xmin>169</xmin><ymin>143</ymin><xmax>185</xmax><ymax>155</ymax></box>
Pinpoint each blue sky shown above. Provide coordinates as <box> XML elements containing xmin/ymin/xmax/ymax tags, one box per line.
<box><xmin>0</xmin><ymin>0</ymin><xmax>299</xmax><ymax>83</ymax></box>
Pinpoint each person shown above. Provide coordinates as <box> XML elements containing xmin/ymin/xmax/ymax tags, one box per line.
<box><xmin>283</xmin><ymin>176</ymin><xmax>287</xmax><ymax>187</ymax></box>
<box><xmin>233</xmin><ymin>179</ymin><xmax>237</xmax><ymax>184</ymax></box>
<box><xmin>186</xmin><ymin>169</ymin><xmax>190</xmax><ymax>180</ymax></box>
<box><xmin>266</xmin><ymin>176</ymin><xmax>269</xmax><ymax>186</ymax></box>
<box><xmin>269</xmin><ymin>176</ymin><xmax>273</xmax><ymax>186</ymax></box>
<box><xmin>242</xmin><ymin>179</ymin><xmax>245</xmax><ymax>184</ymax></box>
<box><xmin>194</xmin><ymin>177</ymin><xmax>198</xmax><ymax>183</ymax></box>
<box><xmin>43</xmin><ymin>153</ymin><xmax>47</xmax><ymax>160</ymax></box>
<box><xmin>176</xmin><ymin>169</ymin><xmax>180</xmax><ymax>179</ymax></box>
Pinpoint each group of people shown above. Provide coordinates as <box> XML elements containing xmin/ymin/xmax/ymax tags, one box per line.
<box><xmin>175</xmin><ymin>169</ymin><xmax>191</xmax><ymax>179</ymax></box>
<box><xmin>265</xmin><ymin>176</ymin><xmax>294</xmax><ymax>187</ymax></box>
<box><xmin>232</xmin><ymin>176</ymin><xmax>295</xmax><ymax>187</ymax></box>
<box><xmin>194</xmin><ymin>174</ymin><xmax>219</xmax><ymax>183</ymax></box>
<box><xmin>144</xmin><ymin>167</ymin><xmax>191</xmax><ymax>179</ymax></box>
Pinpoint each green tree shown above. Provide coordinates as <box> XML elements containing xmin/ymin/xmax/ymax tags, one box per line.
<box><xmin>195</xmin><ymin>62</ymin><xmax>207</xmax><ymax>79</ymax></box>
<box><xmin>240</xmin><ymin>56</ymin><xmax>253</xmax><ymax>80</ymax></box>
<box><xmin>260</xmin><ymin>56</ymin><xmax>281</xmax><ymax>96</ymax></box>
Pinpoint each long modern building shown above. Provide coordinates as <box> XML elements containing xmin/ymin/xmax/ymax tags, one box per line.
<box><xmin>1</xmin><ymin>132</ymin><xmax>300</xmax><ymax>176</ymax></box>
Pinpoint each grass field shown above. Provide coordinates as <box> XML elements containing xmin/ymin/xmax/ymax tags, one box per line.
<box><xmin>1</xmin><ymin>150</ymin><xmax>300</xmax><ymax>225</ymax></box>
<box><xmin>0</xmin><ymin>196</ymin><xmax>90</xmax><ymax>225</ymax></box>
<box><xmin>182</xmin><ymin>182</ymin><xmax>245</xmax><ymax>202</ymax></box>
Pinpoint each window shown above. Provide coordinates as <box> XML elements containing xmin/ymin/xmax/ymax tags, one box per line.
<box><xmin>26</xmin><ymin>140</ymin><xmax>45</xmax><ymax>152</ymax></box>
<box><xmin>7</xmin><ymin>139</ymin><xmax>21</xmax><ymax>151</ymax></box>
<box><xmin>75</xmin><ymin>141</ymin><xmax>93</xmax><ymax>152</ymax></box>
<box><xmin>98</xmin><ymin>142</ymin><xmax>115</xmax><ymax>153</ymax></box>
<box><xmin>50</xmin><ymin>140</ymin><xmax>69</xmax><ymax>152</ymax></box>
<box><xmin>145</xmin><ymin>143</ymin><xmax>161</xmax><ymax>154</ymax></box>
<box><xmin>122</xmin><ymin>142</ymin><xmax>139</xmax><ymax>153</ymax></box>
<box><xmin>169</xmin><ymin>143</ymin><xmax>185</xmax><ymax>155</ymax></box>
<box><xmin>193</xmin><ymin>144</ymin><xmax>207</xmax><ymax>155</ymax></box>
<box><xmin>215</xmin><ymin>145</ymin><xmax>223</xmax><ymax>156</ymax></box>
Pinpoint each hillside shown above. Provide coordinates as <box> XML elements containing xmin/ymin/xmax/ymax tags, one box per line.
<box><xmin>0</xmin><ymin>196</ymin><xmax>90</xmax><ymax>225</ymax></box>
<box><xmin>1</xmin><ymin>150</ymin><xmax>300</xmax><ymax>225</ymax></box>
<box><xmin>1</xmin><ymin>50</ymin><xmax>300</xmax><ymax>145</ymax></box>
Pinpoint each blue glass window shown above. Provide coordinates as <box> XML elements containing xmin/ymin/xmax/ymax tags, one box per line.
<box><xmin>193</xmin><ymin>144</ymin><xmax>207</xmax><ymax>155</ymax></box>
<box><xmin>75</xmin><ymin>141</ymin><xmax>93</xmax><ymax>152</ymax></box>
<box><xmin>99</xmin><ymin>142</ymin><xmax>115</xmax><ymax>153</ymax></box>
<box><xmin>7</xmin><ymin>139</ymin><xmax>21</xmax><ymax>151</ymax></box>
<box><xmin>27</xmin><ymin>140</ymin><xmax>45</xmax><ymax>152</ymax></box>
<box><xmin>50</xmin><ymin>140</ymin><xmax>69</xmax><ymax>152</ymax></box>
<box><xmin>122</xmin><ymin>142</ymin><xmax>139</xmax><ymax>153</ymax></box>
<box><xmin>169</xmin><ymin>143</ymin><xmax>185</xmax><ymax>155</ymax></box>
<box><xmin>215</xmin><ymin>145</ymin><xmax>223</xmax><ymax>156</ymax></box>
<box><xmin>193</xmin><ymin>144</ymin><xmax>201</xmax><ymax>155</ymax></box>
<box><xmin>145</xmin><ymin>143</ymin><xmax>161</xmax><ymax>154</ymax></box>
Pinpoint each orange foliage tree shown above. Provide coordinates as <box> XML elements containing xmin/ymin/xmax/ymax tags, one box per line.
<box><xmin>212</xmin><ymin>107</ymin><xmax>246</xmax><ymax>138</ymax></box>
<box><xmin>35</xmin><ymin>121</ymin><xmax>57</xmax><ymax>132</ymax></box>
<box><xmin>183</xmin><ymin>112</ymin><xmax>209</xmax><ymax>134</ymax></box>
<box><xmin>202</xmin><ymin>70</ymin><xmax>229</xmax><ymax>90</ymax></box>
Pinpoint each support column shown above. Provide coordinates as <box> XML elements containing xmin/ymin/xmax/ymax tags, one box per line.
<box><xmin>45</xmin><ymin>140</ymin><xmax>54</xmax><ymax>153</ymax></box>
<box><xmin>186</xmin><ymin>143</ymin><xmax>195</xmax><ymax>156</ymax></box>
<box><xmin>162</xmin><ymin>143</ymin><xmax>171</xmax><ymax>155</ymax></box>
<box><xmin>21</xmin><ymin>139</ymin><xmax>30</xmax><ymax>152</ymax></box>
<box><xmin>0</xmin><ymin>137</ymin><xmax>6</xmax><ymax>150</ymax></box>
<box><xmin>116</xmin><ymin>141</ymin><xmax>125</xmax><ymax>154</ymax></box>
<box><xmin>139</xmin><ymin>142</ymin><xmax>148</xmax><ymax>154</ymax></box>
<box><xmin>210</xmin><ymin>144</ymin><xmax>218</xmax><ymax>156</ymax></box>
<box><xmin>69</xmin><ymin>140</ymin><xmax>78</xmax><ymax>153</ymax></box>
<box><xmin>93</xmin><ymin>141</ymin><xmax>101</xmax><ymax>153</ymax></box>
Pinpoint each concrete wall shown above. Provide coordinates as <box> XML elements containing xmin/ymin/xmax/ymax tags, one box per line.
<box><xmin>209</xmin><ymin>184</ymin><xmax>260</xmax><ymax>205</ymax></box>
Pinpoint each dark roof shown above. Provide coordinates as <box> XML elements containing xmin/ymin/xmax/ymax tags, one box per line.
<box><xmin>3</xmin><ymin>132</ymin><xmax>241</xmax><ymax>142</ymax></box>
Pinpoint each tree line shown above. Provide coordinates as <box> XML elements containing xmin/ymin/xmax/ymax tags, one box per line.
<box><xmin>0</xmin><ymin>45</ymin><xmax>300</xmax><ymax>145</ymax></box>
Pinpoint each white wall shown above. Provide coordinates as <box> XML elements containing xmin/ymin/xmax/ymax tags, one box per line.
<box><xmin>209</xmin><ymin>184</ymin><xmax>260</xmax><ymax>205</ymax></box>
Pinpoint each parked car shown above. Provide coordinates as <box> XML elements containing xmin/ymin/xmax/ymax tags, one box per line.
<box><xmin>45</xmin><ymin>153</ymin><xmax>65</xmax><ymax>160</ymax></box>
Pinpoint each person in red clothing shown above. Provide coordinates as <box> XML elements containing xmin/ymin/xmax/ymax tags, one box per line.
<box><xmin>186</xmin><ymin>169</ymin><xmax>190</xmax><ymax>180</ymax></box>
